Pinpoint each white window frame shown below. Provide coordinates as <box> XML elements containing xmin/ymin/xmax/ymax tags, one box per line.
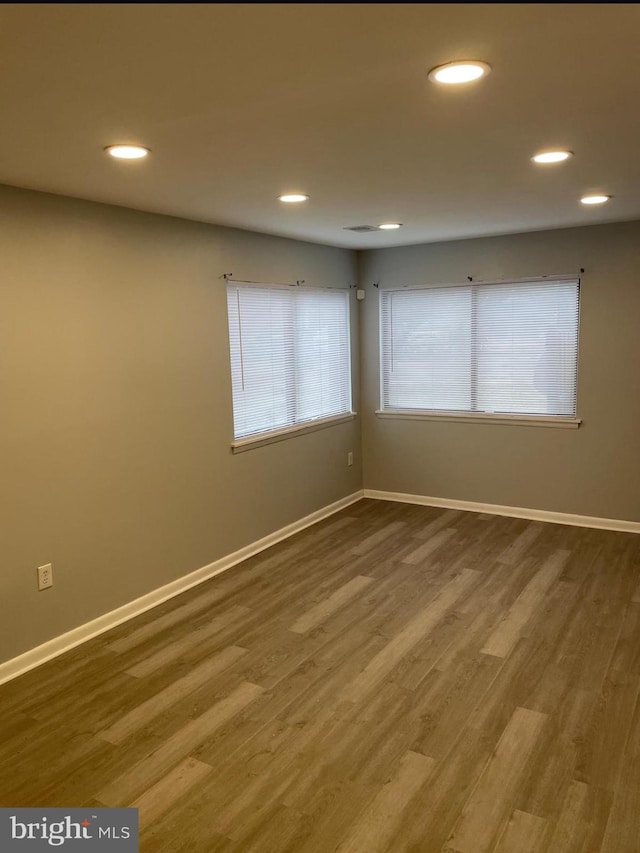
<box><xmin>377</xmin><ymin>277</ymin><xmax>582</xmax><ymax>429</ymax></box>
<box><xmin>227</xmin><ymin>281</ymin><xmax>355</xmax><ymax>452</ymax></box>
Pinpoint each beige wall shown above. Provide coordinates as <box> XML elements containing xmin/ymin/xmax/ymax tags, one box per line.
<box><xmin>0</xmin><ymin>185</ymin><xmax>361</xmax><ymax>664</ymax></box>
<box><xmin>360</xmin><ymin>221</ymin><xmax>640</xmax><ymax>522</ymax></box>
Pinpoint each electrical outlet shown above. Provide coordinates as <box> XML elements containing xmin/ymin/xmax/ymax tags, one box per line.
<box><xmin>37</xmin><ymin>563</ymin><xmax>53</xmax><ymax>590</ymax></box>
<box><xmin>347</xmin><ymin>451</ymin><xmax>354</xmax><ymax>467</ymax></box>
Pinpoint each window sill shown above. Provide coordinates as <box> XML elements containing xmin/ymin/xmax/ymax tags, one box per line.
<box><xmin>375</xmin><ymin>409</ymin><xmax>581</xmax><ymax>429</ymax></box>
<box><xmin>232</xmin><ymin>412</ymin><xmax>358</xmax><ymax>453</ymax></box>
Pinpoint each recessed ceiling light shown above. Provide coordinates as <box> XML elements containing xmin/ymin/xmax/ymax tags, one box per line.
<box><xmin>278</xmin><ymin>194</ymin><xmax>309</xmax><ymax>203</ymax></box>
<box><xmin>532</xmin><ymin>150</ymin><xmax>573</xmax><ymax>164</ymax></box>
<box><xmin>378</xmin><ymin>223</ymin><xmax>402</xmax><ymax>230</ymax></box>
<box><xmin>428</xmin><ymin>60</ymin><xmax>491</xmax><ymax>85</ymax></box>
<box><xmin>105</xmin><ymin>144</ymin><xmax>150</xmax><ymax>160</ymax></box>
<box><xmin>580</xmin><ymin>194</ymin><xmax>611</xmax><ymax>205</ymax></box>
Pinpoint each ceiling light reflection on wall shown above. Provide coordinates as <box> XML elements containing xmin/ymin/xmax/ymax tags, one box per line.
<box><xmin>428</xmin><ymin>61</ymin><xmax>491</xmax><ymax>85</ymax></box>
<box><xmin>580</xmin><ymin>194</ymin><xmax>611</xmax><ymax>205</ymax></box>
<box><xmin>278</xmin><ymin>194</ymin><xmax>309</xmax><ymax>203</ymax></box>
<box><xmin>532</xmin><ymin>150</ymin><xmax>573</xmax><ymax>164</ymax></box>
<box><xmin>105</xmin><ymin>145</ymin><xmax>150</xmax><ymax>160</ymax></box>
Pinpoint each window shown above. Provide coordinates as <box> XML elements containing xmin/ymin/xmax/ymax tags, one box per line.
<box><xmin>380</xmin><ymin>278</ymin><xmax>580</xmax><ymax>419</ymax></box>
<box><xmin>227</xmin><ymin>282</ymin><xmax>352</xmax><ymax>442</ymax></box>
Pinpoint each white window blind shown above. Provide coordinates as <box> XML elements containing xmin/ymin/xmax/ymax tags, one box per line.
<box><xmin>227</xmin><ymin>282</ymin><xmax>352</xmax><ymax>439</ymax></box>
<box><xmin>381</xmin><ymin>278</ymin><xmax>579</xmax><ymax>417</ymax></box>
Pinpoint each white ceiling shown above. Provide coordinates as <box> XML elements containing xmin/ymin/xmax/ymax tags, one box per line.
<box><xmin>1</xmin><ymin>4</ymin><xmax>638</xmax><ymax>249</ymax></box>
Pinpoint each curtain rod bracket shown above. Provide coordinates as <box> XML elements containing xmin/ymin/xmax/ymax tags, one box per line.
<box><xmin>223</xmin><ymin>272</ymin><xmax>233</xmax><ymax>281</ymax></box>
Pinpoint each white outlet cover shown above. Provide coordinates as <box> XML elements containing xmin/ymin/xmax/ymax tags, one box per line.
<box><xmin>38</xmin><ymin>563</ymin><xmax>53</xmax><ymax>590</ymax></box>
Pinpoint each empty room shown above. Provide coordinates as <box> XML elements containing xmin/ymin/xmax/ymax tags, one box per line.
<box><xmin>1</xmin><ymin>4</ymin><xmax>639</xmax><ymax>852</ymax></box>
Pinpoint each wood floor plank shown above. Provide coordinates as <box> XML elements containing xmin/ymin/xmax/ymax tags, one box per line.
<box><xmin>305</xmin><ymin>685</ymin><xmax>420</xmax><ymax>788</ymax></box>
<box><xmin>393</xmin><ymin>723</ymin><xmax>496</xmax><ymax>852</ymax></box>
<box><xmin>492</xmin><ymin>809</ymin><xmax>548</xmax><ymax>853</ymax></box>
<box><xmin>497</xmin><ymin>522</ymin><xmax>544</xmax><ymax>565</ymax></box>
<box><xmin>97</xmin><ymin>681</ymin><xmax>264</xmax><ymax>806</ymax></box>
<box><xmin>445</xmin><ymin>706</ymin><xmax>547</xmax><ymax>853</ymax></box>
<box><xmin>350</xmin><ymin>520</ymin><xmax>407</xmax><ymax>556</ymax></box>
<box><xmin>574</xmin><ymin>671</ymin><xmax>640</xmax><ymax>792</ymax></box>
<box><xmin>414</xmin><ymin>509</ymin><xmax>463</xmax><ymax>541</ymax></box>
<box><xmin>334</xmin><ymin>750</ymin><xmax>435</xmax><ymax>853</ymax></box>
<box><xmin>412</xmin><ymin>651</ymin><xmax>505</xmax><ymax>761</ymax></box>
<box><xmin>544</xmin><ymin>780</ymin><xmax>592</xmax><ymax>853</ymax></box>
<box><xmin>289</xmin><ymin>574</ymin><xmax>374</xmax><ymax>634</ymax></box>
<box><xmin>344</xmin><ymin>569</ymin><xmax>480</xmax><ymax>703</ymax></box>
<box><xmin>107</xmin><ymin>577</ymin><xmax>251</xmax><ymax>654</ymax></box>
<box><xmin>609</xmin><ymin>601</ymin><xmax>640</xmax><ymax>676</ymax></box>
<box><xmin>600</xmin><ymin>720</ymin><xmax>640</xmax><ymax>853</ymax></box>
<box><xmin>99</xmin><ymin>645</ymin><xmax>248</xmax><ymax>744</ymax></box>
<box><xmin>517</xmin><ymin>686</ymin><xmax>594</xmax><ymax>822</ymax></box>
<box><xmin>130</xmin><ymin>755</ymin><xmax>212</xmax><ymax>824</ymax></box>
<box><xmin>481</xmin><ymin>550</ymin><xmax>569</xmax><ymax>658</ymax></box>
<box><xmin>125</xmin><ymin>605</ymin><xmax>249</xmax><ymax>678</ymax></box>
<box><xmin>294</xmin><ymin>780</ymin><xmax>379</xmax><ymax>853</ymax></box>
<box><xmin>199</xmin><ymin>717</ymin><xmax>339</xmax><ymax>840</ymax></box>
<box><xmin>401</xmin><ymin>528</ymin><xmax>457</xmax><ymax>565</ymax></box>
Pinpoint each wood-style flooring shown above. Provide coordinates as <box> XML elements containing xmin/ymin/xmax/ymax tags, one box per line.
<box><xmin>1</xmin><ymin>499</ymin><xmax>640</xmax><ymax>852</ymax></box>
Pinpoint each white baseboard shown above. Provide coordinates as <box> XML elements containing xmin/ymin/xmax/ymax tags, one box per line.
<box><xmin>0</xmin><ymin>490</ymin><xmax>364</xmax><ymax>687</ymax></box>
<box><xmin>363</xmin><ymin>489</ymin><xmax>640</xmax><ymax>534</ymax></box>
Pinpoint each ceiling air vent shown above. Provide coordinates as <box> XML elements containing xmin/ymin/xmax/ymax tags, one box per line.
<box><xmin>343</xmin><ymin>225</ymin><xmax>379</xmax><ymax>232</ymax></box>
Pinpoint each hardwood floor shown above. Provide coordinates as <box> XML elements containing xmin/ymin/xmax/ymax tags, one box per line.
<box><xmin>1</xmin><ymin>498</ymin><xmax>639</xmax><ymax>852</ymax></box>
